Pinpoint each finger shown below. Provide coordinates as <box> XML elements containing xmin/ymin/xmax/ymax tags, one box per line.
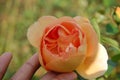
<box><xmin>53</xmin><ymin>72</ymin><xmax>77</xmax><ymax>80</ymax></box>
<box><xmin>40</xmin><ymin>72</ymin><xmax>58</xmax><ymax>80</ymax></box>
<box><xmin>0</xmin><ymin>52</ymin><xmax>12</xmax><ymax>80</ymax></box>
<box><xmin>11</xmin><ymin>53</ymin><xmax>40</xmax><ymax>80</ymax></box>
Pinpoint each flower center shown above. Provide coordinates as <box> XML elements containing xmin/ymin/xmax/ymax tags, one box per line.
<box><xmin>44</xmin><ymin>22</ymin><xmax>82</xmax><ymax>56</ymax></box>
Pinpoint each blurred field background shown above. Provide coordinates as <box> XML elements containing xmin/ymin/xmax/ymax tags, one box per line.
<box><xmin>0</xmin><ymin>0</ymin><xmax>120</xmax><ymax>80</ymax></box>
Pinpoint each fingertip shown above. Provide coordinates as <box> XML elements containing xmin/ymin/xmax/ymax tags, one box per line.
<box><xmin>66</xmin><ymin>72</ymin><xmax>77</xmax><ymax>79</ymax></box>
<box><xmin>40</xmin><ymin>71</ymin><xmax>58</xmax><ymax>80</ymax></box>
<box><xmin>0</xmin><ymin>52</ymin><xmax>13</xmax><ymax>61</ymax></box>
<box><xmin>71</xmin><ymin>72</ymin><xmax>77</xmax><ymax>79</ymax></box>
<box><xmin>53</xmin><ymin>72</ymin><xmax>77</xmax><ymax>80</ymax></box>
<box><xmin>0</xmin><ymin>52</ymin><xmax>12</xmax><ymax>79</ymax></box>
<box><xmin>6</xmin><ymin>52</ymin><xmax>12</xmax><ymax>57</ymax></box>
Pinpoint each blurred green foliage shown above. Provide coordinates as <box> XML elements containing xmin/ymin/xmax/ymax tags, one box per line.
<box><xmin>0</xmin><ymin>0</ymin><xmax>120</xmax><ymax>80</ymax></box>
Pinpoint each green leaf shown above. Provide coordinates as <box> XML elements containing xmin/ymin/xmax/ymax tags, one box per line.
<box><xmin>105</xmin><ymin>60</ymin><xmax>116</xmax><ymax>77</ymax></box>
<box><xmin>91</xmin><ymin>18</ymin><xmax>101</xmax><ymax>41</ymax></box>
<box><xmin>102</xmin><ymin>0</ymin><xmax>116</xmax><ymax>7</ymax></box>
<box><xmin>111</xmin><ymin>54</ymin><xmax>120</xmax><ymax>62</ymax></box>
<box><xmin>101</xmin><ymin>36</ymin><xmax>120</xmax><ymax>52</ymax></box>
<box><xmin>105</xmin><ymin>23</ymin><xmax>119</xmax><ymax>35</ymax></box>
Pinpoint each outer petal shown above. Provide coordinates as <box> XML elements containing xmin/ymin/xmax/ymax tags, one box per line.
<box><xmin>58</xmin><ymin>16</ymin><xmax>74</xmax><ymax>22</ymax></box>
<box><xmin>74</xmin><ymin>16</ymin><xmax>98</xmax><ymax>57</ymax></box>
<box><xmin>27</xmin><ymin>16</ymin><xmax>57</xmax><ymax>47</ymax></box>
<box><xmin>45</xmin><ymin>53</ymin><xmax>85</xmax><ymax>72</ymax></box>
<box><xmin>76</xmin><ymin>43</ymin><xmax>108</xmax><ymax>79</ymax></box>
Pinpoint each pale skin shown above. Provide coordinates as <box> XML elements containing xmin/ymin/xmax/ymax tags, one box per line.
<box><xmin>0</xmin><ymin>52</ymin><xmax>77</xmax><ymax>80</ymax></box>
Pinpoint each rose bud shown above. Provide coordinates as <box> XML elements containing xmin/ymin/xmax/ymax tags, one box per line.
<box><xmin>113</xmin><ymin>7</ymin><xmax>120</xmax><ymax>24</ymax></box>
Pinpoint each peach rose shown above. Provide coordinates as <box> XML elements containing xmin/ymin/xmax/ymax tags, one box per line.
<box><xmin>27</xmin><ymin>16</ymin><xmax>108</xmax><ymax>79</ymax></box>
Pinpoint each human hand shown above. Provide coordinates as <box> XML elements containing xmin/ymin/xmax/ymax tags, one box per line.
<box><xmin>40</xmin><ymin>72</ymin><xmax>77</xmax><ymax>80</ymax></box>
<box><xmin>0</xmin><ymin>52</ymin><xmax>77</xmax><ymax>80</ymax></box>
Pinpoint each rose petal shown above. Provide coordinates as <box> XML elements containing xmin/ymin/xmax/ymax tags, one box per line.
<box><xmin>76</xmin><ymin>43</ymin><xmax>108</xmax><ymax>79</ymax></box>
<box><xmin>59</xmin><ymin>16</ymin><xmax>75</xmax><ymax>23</ymax></box>
<box><xmin>40</xmin><ymin>38</ymin><xmax>87</xmax><ymax>72</ymax></box>
<box><xmin>39</xmin><ymin>45</ymin><xmax>60</xmax><ymax>69</ymax></box>
<box><xmin>45</xmin><ymin>53</ymin><xmax>85</xmax><ymax>72</ymax></box>
<box><xmin>74</xmin><ymin>16</ymin><xmax>98</xmax><ymax>57</ymax></box>
<box><xmin>27</xmin><ymin>16</ymin><xmax>57</xmax><ymax>47</ymax></box>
